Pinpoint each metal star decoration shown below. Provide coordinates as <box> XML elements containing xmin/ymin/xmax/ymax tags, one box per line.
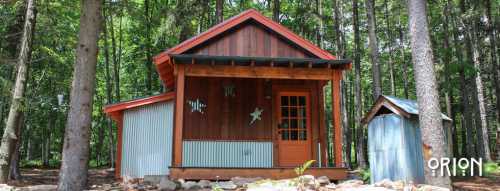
<box><xmin>249</xmin><ymin>107</ymin><xmax>264</xmax><ymax>125</ymax></box>
<box><xmin>187</xmin><ymin>99</ymin><xmax>206</xmax><ymax>114</ymax></box>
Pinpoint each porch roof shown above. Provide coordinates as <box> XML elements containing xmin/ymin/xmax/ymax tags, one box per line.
<box><xmin>170</xmin><ymin>54</ymin><xmax>352</xmax><ymax>68</ymax></box>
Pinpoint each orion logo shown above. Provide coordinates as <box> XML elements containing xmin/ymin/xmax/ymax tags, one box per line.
<box><xmin>427</xmin><ymin>158</ymin><xmax>482</xmax><ymax>177</ymax></box>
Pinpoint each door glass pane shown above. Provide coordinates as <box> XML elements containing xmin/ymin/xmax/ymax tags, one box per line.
<box><xmin>290</xmin><ymin>108</ymin><xmax>297</xmax><ymax>117</ymax></box>
<box><xmin>281</xmin><ymin>107</ymin><xmax>289</xmax><ymax>117</ymax></box>
<box><xmin>299</xmin><ymin>96</ymin><xmax>306</xmax><ymax>106</ymax></box>
<box><xmin>281</xmin><ymin>130</ymin><xmax>289</xmax><ymax>140</ymax></box>
<box><xmin>281</xmin><ymin>96</ymin><xmax>289</xmax><ymax>106</ymax></box>
<box><xmin>298</xmin><ymin>107</ymin><xmax>306</xmax><ymax>118</ymax></box>
<box><xmin>299</xmin><ymin>130</ymin><xmax>307</xmax><ymax>140</ymax></box>
<box><xmin>290</xmin><ymin>120</ymin><xmax>298</xmax><ymax>129</ymax></box>
<box><xmin>280</xmin><ymin>120</ymin><xmax>289</xmax><ymax>129</ymax></box>
<box><xmin>290</xmin><ymin>130</ymin><xmax>298</xmax><ymax>140</ymax></box>
<box><xmin>290</xmin><ymin>96</ymin><xmax>297</xmax><ymax>105</ymax></box>
<box><xmin>299</xmin><ymin>119</ymin><xmax>306</xmax><ymax>129</ymax></box>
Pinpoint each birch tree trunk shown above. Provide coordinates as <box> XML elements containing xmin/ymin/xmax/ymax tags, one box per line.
<box><xmin>364</xmin><ymin>0</ymin><xmax>382</xmax><ymax>100</ymax></box>
<box><xmin>352</xmin><ymin>0</ymin><xmax>366</xmax><ymax>169</ymax></box>
<box><xmin>0</xmin><ymin>0</ymin><xmax>36</xmax><ymax>183</ymax></box>
<box><xmin>407</xmin><ymin>0</ymin><xmax>451</xmax><ymax>187</ymax></box>
<box><xmin>57</xmin><ymin>0</ymin><xmax>101</xmax><ymax>190</ymax></box>
<box><xmin>383</xmin><ymin>0</ymin><xmax>395</xmax><ymax>96</ymax></box>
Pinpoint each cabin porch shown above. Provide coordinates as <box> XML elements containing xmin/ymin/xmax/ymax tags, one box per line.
<box><xmin>169</xmin><ymin>54</ymin><xmax>349</xmax><ymax>179</ymax></box>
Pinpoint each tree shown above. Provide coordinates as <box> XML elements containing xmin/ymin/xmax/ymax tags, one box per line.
<box><xmin>215</xmin><ymin>0</ymin><xmax>224</xmax><ymax>24</ymax></box>
<box><xmin>272</xmin><ymin>0</ymin><xmax>280</xmax><ymax>22</ymax></box>
<box><xmin>352</xmin><ymin>0</ymin><xmax>366</xmax><ymax>169</ymax></box>
<box><xmin>57</xmin><ymin>0</ymin><xmax>101</xmax><ymax>190</ymax></box>
<box><xmin>364</xmin><ymin>0</ymin><xmax>382</xmax><ymax>100</ymax></box>
<box><xmin>407</xmin><ymin>0</ymin><xmax>451</xmax><ymax>187</ymax></box>
<box><xmin>0</xmin><ymin>0</ymin><xmax>36</xmax><ymax>183</ymax></box>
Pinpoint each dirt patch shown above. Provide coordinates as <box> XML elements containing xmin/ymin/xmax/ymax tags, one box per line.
<box><xmin>452</xmin><ymin>175</ymin><xmax>500</xmax><ymax>191</ymax></box>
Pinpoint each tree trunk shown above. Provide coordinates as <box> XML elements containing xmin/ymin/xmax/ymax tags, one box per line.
<box><xmin>102</xmin><ymin>4</ymin><xmax>115</xmax><ymax>168</ymax></box>
<box><xmin>316</xmin><ymin>0</ymin><xmax>323</xmax><ymax>49</ymax></box>
<box><xmin>383</xmin><ymin>0</ymin><xmax>395</xmax><ymax>96</ymax></box>
<box><xmin>451</xmin><ymin>9</ymin><xmax>475</xmax><ymax>158</ymax></box>
<box><xmin>9</xmin><ymin>113</ymin><xmax>23</xmax><ymax>181</ymax></box>
<box><xmin>398</xmin><ymin>3</ymin><xmax>409</xmax><ymax>99</ymax></box>
<box><xmin>144</xmin><ymin>0</ymin><xmax>153</xmax><ymax>93</ymax></box>
<box><xmin>443</xmin><ymin>0</ymin><xmax>457</xmax><ymax>157</ymax></box>
<box><xmin>109</xmin><ymin>12</ymin><xmax>120</xmax><ymax>102</ymax></box>
<box><xmin>332</xmin><ymin>0</ymin><xmax>343</xmax><ymax>57</ymax></box>
<box><xmin>352</xmin><ymin>0</ymin><xmax>366</xmax><ymax>169</ymax></box>
<box><xmin>0</xmin><ymin>0</ymin><xmax>36</xmax><ymax>183</ymax></box>
<box><xmin>57</xmin><ymin>0</ymin><xmax>101</xmax><ymax>190</ymax></box>
<box><xmin>364</xmin><ymin>0</ymin><xmax>382</xmax><ymax>100</ymax></box>
<box><xmin>484</xmin><ymin>0</ymin><xmax>500</xmax><ymax>161</ymax></box>
<box><xmin>460</xmin><ymin>0</ymin><xmax>491</xmax><ymax>161</ymax></box>
<box><xmin>407</xmin><ymin>0</ymin><xmax>451</xmax><ymax>187</ymax></box>
<box><xmin>215</xmin><ymin>0</ymin><xmax>223</xmax><ymax>24</ymax></box>
<box><xmin>272</xmin><ymin>0</ymin><xmax>280</xmax><ymax>22</ymax></box>
<box><xmin>341</xmin><ymin>74</ymin><xmax>351</xmax><ymax>169</ymax></box>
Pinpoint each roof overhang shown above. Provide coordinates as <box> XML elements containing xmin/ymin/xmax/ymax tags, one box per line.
<box><xmin>103</xmin><ymin>92</ymin><xmax>175</xmax><ymax>121</ymax></box>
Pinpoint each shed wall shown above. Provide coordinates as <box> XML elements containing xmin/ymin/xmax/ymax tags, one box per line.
<box><xmin>368</xmin><ymin>114</ymin><xmax>425</xmax><ymax>184</ymax></box>
<box><xmin>121</xmin><ymin>101</ymin><xmax>174</xmax><ymax>178</ymax></box>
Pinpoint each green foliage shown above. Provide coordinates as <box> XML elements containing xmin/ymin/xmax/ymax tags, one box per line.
<box><xmin>359</xmin><ymin>168</ymin><xmax>371</xmax><ymax>183</ymax></box>
<box><xmin>483</xmin><ymin>162</ymin><xmax>500</xmax><ymax>177</ymax></box>
<box><xmin>294</xmin><ymin>160</ymin><xmax>315</xmax><ymax>176</ymax></box>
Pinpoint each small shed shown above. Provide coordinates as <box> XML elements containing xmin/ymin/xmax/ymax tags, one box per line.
<box><xmin>362</xmin><ymin>95</ymin><xmax>452</xmax><ymax>184</ymax></box>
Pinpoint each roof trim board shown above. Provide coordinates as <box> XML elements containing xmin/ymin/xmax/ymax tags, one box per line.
<box><xmin>103</xmin><ymin>92</ymin><xmax>175</xmax><ymax>120</ymax></box>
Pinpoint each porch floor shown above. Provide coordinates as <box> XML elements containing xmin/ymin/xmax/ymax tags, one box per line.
<box><xmin>169</xmin><ymin>167</ymin><xmax>348</xmax><ymax>180</ymax></box>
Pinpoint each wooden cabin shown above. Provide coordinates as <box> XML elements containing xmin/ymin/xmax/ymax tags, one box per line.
<box><xmin>104</xmin><ymin>9</ymin><xmax>351</xmax><ymax>180</ymax></box>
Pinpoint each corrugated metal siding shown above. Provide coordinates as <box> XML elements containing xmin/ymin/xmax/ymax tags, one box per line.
<box><xmin>368</xmin><ymin>114</ymin><xmax>425</xmax><ymax>184</ymax></box>
<box><xmin>121</xmin><ymin>101</ymin><xmax>174</xmax><ymax>178</ymax></box>
<box><xmin>183</xmin><ymin>141</ymin><xmax>273</xmax><ymax>168</ymax></box>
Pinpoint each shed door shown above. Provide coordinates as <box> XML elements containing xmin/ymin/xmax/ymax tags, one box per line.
<box><xmin>276</xmin><ymin>92</ymin><xmax>312</xmax><ymax>167</ymax></box>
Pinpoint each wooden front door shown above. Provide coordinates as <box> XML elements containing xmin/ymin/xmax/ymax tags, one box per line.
<box><xmin>276</xmin><ymin>92</ymin><xmax>312</xmax><ymax>167</ymax></box>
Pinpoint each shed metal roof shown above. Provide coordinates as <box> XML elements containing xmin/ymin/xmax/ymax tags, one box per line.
<box><xmin>362</xmin><ymin>95</ymin><xmax>452</xmax><ymax>124</ymax></box>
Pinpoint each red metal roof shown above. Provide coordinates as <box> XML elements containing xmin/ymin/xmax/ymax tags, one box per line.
<box><xmin>153</xmin><ymin>9</ymin><xmax>341</xmax><ymax>88</ymax></box>
<box><xmin>103</xmin><ymin>92</ymin><xmax>175</xmax><ymax>120</ymax></box>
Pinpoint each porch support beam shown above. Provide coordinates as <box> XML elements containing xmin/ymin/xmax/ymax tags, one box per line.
<box><xmin>173</xmin><ymin>64</ymin><xmax>185</xmax><ymax>167</ymax></box>
<box><xmin>331</xmin><ymin>70</ymin><xmax>343</xmax><ymax>167</ymax></box>
<box><xmin>184</xmin><ymin>64</ymin><xmax>333</xmax><ymax>80</ymax></box>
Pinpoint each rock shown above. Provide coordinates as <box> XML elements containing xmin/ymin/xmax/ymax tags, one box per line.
<box><xmin>182</xmin><ymin>181</ymin><xmax>201</xmax><ymax>190</ymax></box>
<box><xmin>214</xmin><ymin>181</ymin><xmax>237</xmax><ymax>190</ymax></box>
<box><xmin>230</xmin><ymin>177</ymin><xmax>263</xmax><ymax>187</ymax></box>
<box><xmin>198</xmin><ymin>180</ymin><xmax>211</xmax><ymax>188</ymax></box>
<box><xmin>23</xmin><ymin>185</ymin><xmax>57</xmax><ymax>191</ymax></box>
<box><xmin>417</xmin><ymin>185</ymin><xmax>450</xmax><ymax>191</ymax></box>
<box><xmin>159</xmin><ymin>178</ymin><xmax>179</xmax><ymax>191</ymax></box>
<box><xmin>317</xmin><ymin>176</ymin><xmax>330</xmax><ymax>185</ymax></box>
<box><xmin>298</xmin><ymin>175</ymin><xmax>319</xmax><ymax>189</ymax></box>
<box><xmin>337</xmin><ymin>179</ymin><xmax>364</xmax><ymax>188</ymax></box>
<box><xmin>144</xmin><ymin>175</ymin><xmax>165</xmax><ymax>185</ymax></box>
<box><xmin>324</xmin><ymin>183</ymin><xmax>336</xmax><ymax>189</ymax></box>
<box><xmin>0</xmin><ymin>184</ymin><xmax>14</xmax><ymax>191</ymax></box>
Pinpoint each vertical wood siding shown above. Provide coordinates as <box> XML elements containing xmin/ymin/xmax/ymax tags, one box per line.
<box><xmin>182</xmin><ymin>140</ymin><xmax>273</xmax><ymax>168</ymax></box>
<box><xmin>187</xmin><ymin>22</ymin><xmax>314</xmax><ymax>58</ymax></box>
<box><xmin>121</xmin><ymin>101</ymin><xmax>174</xmax><ymax>178</ymax></box>
<box><xmin>368</xmin><ymin>114</ymin><xmax>425</xmax><ymax>184</ymax></box>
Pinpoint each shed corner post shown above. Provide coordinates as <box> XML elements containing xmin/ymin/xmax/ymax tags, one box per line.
<box><xmin>173</xmin><ymin>64</ymin><xmax>185</xmax><ymax>167</ymax></box>
<box><xmin>331</xmin><ymin>70</ymin><xmax>343</xmax><ymax>167</ymax></box>
<box><xmin>115</xmin><ymin>112</ymin><xmax>124</xmax><ymax>179</ymax></box>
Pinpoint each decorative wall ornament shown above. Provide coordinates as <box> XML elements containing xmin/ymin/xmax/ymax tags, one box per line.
<box><xmin>249</xmin><ymin>107</ymin><xmax>264</xmax><ymax>125</ymax></box>
<box><xmin>187</xmin><ymin>99</ymin><xmax>206</xmax><ymax>114</ymax></box>
<box><xmin>223</xmin><ymin>84</ymin><xmax>236</xmax><ymax>97</ymax></box>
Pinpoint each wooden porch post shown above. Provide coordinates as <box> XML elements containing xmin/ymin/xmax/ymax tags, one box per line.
<box><xmin>331</xmin><ymin>70</ymin><xmax>343</xmax><ymax>167</ymax></box>
<box><xmin>173</xmin><ymin>64</ymin><xmax>185</xmax><ymax>167</ymax></box>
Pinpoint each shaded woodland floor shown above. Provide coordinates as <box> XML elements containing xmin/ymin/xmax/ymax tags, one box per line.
<box><xmin>3</xmin><ymin>168</ymin><xmax>499</xmax><ymax>190</ymax></box>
